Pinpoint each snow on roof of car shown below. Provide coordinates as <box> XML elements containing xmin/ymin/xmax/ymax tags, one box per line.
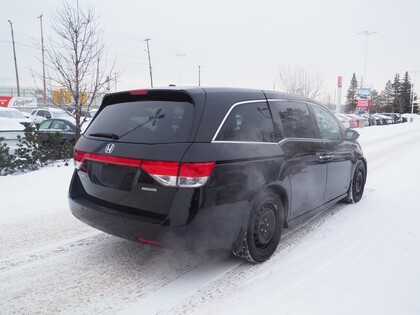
<box><xmin>0</xmin><ymin>117</ymin><xmax>25</xmax><ymax>131</ymax></box>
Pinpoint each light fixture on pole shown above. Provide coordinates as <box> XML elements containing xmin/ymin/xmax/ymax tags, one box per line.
<box><xmin>38</xmin><ymin>14</ymin><xmax>46</xmax><ymax>105</ymax></box>
<box><xmin>357</xmin><ymin>30</ymin><xmax>378</xmax><ymax>87</ymax></box>
<box><xmin>8</xmin><ymin>20</ymin><xmax>20</xmax><ymax>97</ymax></box>
<box><xmin>144</xmin><ymin>38</ymin><xmax>153</xmax><ymax>87</ymax></box>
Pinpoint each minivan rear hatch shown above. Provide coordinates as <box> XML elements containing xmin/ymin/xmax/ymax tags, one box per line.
<box><xmin>74</xmin><ymin>89</ymin><xmax>206</xmax><ymax>217</ymax></box>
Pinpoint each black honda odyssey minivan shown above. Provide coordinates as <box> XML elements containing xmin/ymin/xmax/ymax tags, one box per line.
<box><xmin>69</xmin><ymin>87</ymin><xmax>366</xmax><ymax>262</ymax></box>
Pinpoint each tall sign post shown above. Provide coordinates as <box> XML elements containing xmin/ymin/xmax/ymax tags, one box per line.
<box><xmin>336</xmin><ymin>76</ymin><xmax>342</xmax><ymax>114</ymax></box>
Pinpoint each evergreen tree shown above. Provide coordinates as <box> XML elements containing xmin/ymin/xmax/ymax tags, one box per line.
<box><xmin>0</xmin><ymin>137</ymin><xmax>15</xmax><ymax>175</ymax></box>
<box><xmin>345</xmin><ymin>73</ymin><xmax>358</xmax><ymax>113</ymax></box>
<box><xmin>369</xmin><ymin>89</ymin><xmax>379</xmax><ymax>113</ymax></box>
<box><xmin>391</xmin><ymin>73</ymin><xmax>401</xmax><ymax>113</ymax></box>
<box><xmin>378</xmin><ymin>80</ymin><xmax>394</xmax><ymax>112</ymax></box>
<box><xmin>400</xmin><ymin>72</ymin><xmax>413</xmax><ymax>113</ymax></box>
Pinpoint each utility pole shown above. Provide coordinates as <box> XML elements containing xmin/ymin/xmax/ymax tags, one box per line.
<box><xmin>198</xmin><ymin>65</ymin><xmax>201</xmax><ymax>86</ymax></box>
<box><xmin>8</xmin><ymin>20</ymin><xmax>20</xmax><ymax>96</ymax></box>
<box><xmin>357</xmin><ymin>30</ymin><xmax>378</xmax><ymax>87</ymax></box>
<box><xmin>144</xmin><ymin>38</ymin><xmax>153</xmax><ymax>87</ymax></box>
<box><xmin>38</xmin><ymin>14</ymin><xmax>46</xmax><ymax>105</ymax></box>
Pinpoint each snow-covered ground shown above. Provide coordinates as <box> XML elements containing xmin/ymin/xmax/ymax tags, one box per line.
<box><xmin>1</xmin><ymin>116</ymin><xmax>420</xmax><ymax>315</ymax></box>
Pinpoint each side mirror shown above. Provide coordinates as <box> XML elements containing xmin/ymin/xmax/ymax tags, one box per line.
<box><xmin>345</xmin><ymin>129</ymin><xmax>360</xmax><ymax>142</ymax></box>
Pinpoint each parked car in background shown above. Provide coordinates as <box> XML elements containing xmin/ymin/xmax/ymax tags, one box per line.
<box><xmin>370</xmin><ymin>114</ymin><xmax>383</xmax><ymax>125</ymax></box>
<box><xmin>0</xmin><ymin>118</ymin><xmax>25</xmax><ymax>154</ymax></box>
<box><xmin>336</xmin><ymin>114</ymin><xmax>358</xmax><ymax>128</ymax></box>
<box><xmin>0</xmin><ymin>107</ymin><xmax>34</xmax><ymax>128</ymax></box>
<box><xmin>347</xmin><ymin>114</ymin><xmax>369</xmax><ymax>127</ymax></box>
<box><xmin>358</xmin><ymin>114</ymin><xmax>374</xmax><ymax>126</ymax></box>
<box><xmin>30</xmin><ymin>108</ymin><xmax>72</xmax><ymax>124</ymax></box>
<box><xmin>38</xmin><ymin>118</ymin><xmax>76</xmax><ymax>143</ymax></box>
<box><xmin>69</xmin><ymin>87</ymin><xmax>367</xmax><ymax>263</ymax></box>
<box><xmin>334</xmin><ymin>114</ymin><xmax>350</xmax><ymax>129</ymax></box>
<box><xmin>378</xmin><ymin>113</ymin><xmax>400</xmax><ymax>124</ymax></box>
<box><xmin>373</xmin><ymin>114</ymin><xmax>393</xmax><ymax>125</ymax></box>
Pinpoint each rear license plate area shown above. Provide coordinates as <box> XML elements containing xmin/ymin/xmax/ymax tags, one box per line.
<box><xmin>87</xmin><ymin>161</ymin><xmax>139</xmax><ymax>191</ymax></box>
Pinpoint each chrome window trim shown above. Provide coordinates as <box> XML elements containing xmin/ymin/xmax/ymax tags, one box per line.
<box><xmin>267</xmin><ymin>98</ymin><xmax>291</xmax><ymax>102</ymax></box>
<box><xmin>211</xmin><ymin>99</ymin><xmax>269</xmax><ymax>142</ymax></box>
<box><xmin>211</xmin><ymin>140</ymin><xmax>278</xmax><ymax>145</ymax></box>
<box><xmin>278</xmin><ymin>138</ymin><xmax>324</xmax><ymax>145</ymax></box>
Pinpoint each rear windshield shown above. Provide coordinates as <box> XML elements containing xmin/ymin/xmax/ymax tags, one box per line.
<box><xmin>85</xmin><ymin>101</ymin><xmax>194</xmax><ymax>143</ymax></box>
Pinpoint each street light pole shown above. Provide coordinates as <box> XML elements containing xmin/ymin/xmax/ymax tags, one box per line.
<box><xmin>8</xmin><ymin>20</ymin><xmax>20</xmax><ymax>97</ymax></box>
<box><xmin>144</xmin><ymin>38</ymin><xmax>153</xmax><ymax>87</ymax></box>
<box><xmin>38</xmin><ymin>14</ymin><xmax>46</xmax><ymax>105</ymax></box>
<box><xmin>410</xmin><ymin>71</ymin><xmax>419</xmax><ymax>114</ymax></box>
<box><xmin>357</xmin><ymin>30</ymin><xmax>378</xmax><ymax>87</ymax></box>
<box><xmin>176</xmin><ymin>53</ymin><xmax>186</xmax><ymax>85</ymax></box>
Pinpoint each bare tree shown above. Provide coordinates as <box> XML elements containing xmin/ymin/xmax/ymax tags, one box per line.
<box><xmin>45</xmin><ymin>0</ymin><xmax>116</xmax><ymax>141</ymax></box>
<box><xmin>278</xmin><ymin>65</ymin><xmax>325</xmax><ymax>100</ymax></box>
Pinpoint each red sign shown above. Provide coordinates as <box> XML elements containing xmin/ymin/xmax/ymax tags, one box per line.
<box><xmin>0</xmin><ymin>96</ymin><xmax>13</xmax><ymax>107</ymax></box>
<box><xmin>356</xmin><ymin>100</ymin><xmax>371</xmax><ymax>108</ymax></box>
<box><xmin>337</xmin><ymin>76</ymin><xmax>342</xmax><ymax>88</ymax></box>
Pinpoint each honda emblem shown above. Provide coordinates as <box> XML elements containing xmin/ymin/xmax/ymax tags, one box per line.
<box><xmin>104</xmin><ymin>143</ymin><xmax>115</xmax><ymax>154</ymax></box>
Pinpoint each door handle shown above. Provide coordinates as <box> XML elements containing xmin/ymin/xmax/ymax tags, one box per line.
<box><xmin>318</xmin><ymin>153</ymin><xmax>334</xmax><ymax>161</ymax></box>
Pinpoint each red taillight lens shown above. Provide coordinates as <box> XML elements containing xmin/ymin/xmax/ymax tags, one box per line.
<box><xmin>129</xmin><ymin>89</ymin><xmax>148</xmax><ymax>95</ymax></box>
<box><xmin>74</xmin><ymin>149</ymin><xmax>84</xmax><ymax>163</ymax></box>
<box><xmin>178</xmin><ymin>162</ymin><xmax>215</xmax><ymax>187</ymax></box>
<box><xmin>140</xmin><ymin>160</ymin><xmax>179</xmax><ymax>176</ymax></box>
<box><xmin>74</xmin><ymin>149</ymin><xmax>87</xmax><ymax>171</ymax></box>
<box><xmin>179</xmin><ymin>162</ymin><xmax>215</xmax><ymax>177</ymax></box>
<box><xmin>140</xmin><ymin>160</ymin><xmax>180</xmax><ymax>186</ymax></box>
<box><xmin>73</xmin><ymin>150</ymin><xmax>214</xmax><ymax>188</ymax></box>
<box><xmin>74</xmin><ymin>149</ymin><xmax>141</xmax><ymax>168</ymax></box>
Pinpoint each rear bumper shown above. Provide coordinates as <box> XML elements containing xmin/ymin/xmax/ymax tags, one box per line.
<box><xmin>68</xmin><ymin>171</ymin><xmax>249</xmax><ymax>251</ymax></box>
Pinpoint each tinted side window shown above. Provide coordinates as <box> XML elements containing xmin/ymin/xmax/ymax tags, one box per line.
<box><xmin>272</xmin><ymin>101</ymin><xmax>317</xmax><ymax>138</ymax></box>
<box><xmin>312</xmin><ymin>105</ymin><xmax>341</xmax><ymax>140</ymax></box>
<box><xmin>39</xmin><ymin>120</ymin><xmax>52</xmax><ymax>129</ymax></box>
<box><xmin>37</xmin><ymin>110</ymin><xmax>46</xmax><ymax>117</ymax></box>
<box><xmin>51</xmin><ymin>121</ymin><xmax>65</xmax><ymax>130</ymax></box>
<box><xmin>215</xmin><ymin>102</ymin><xmax>275</xmax><ymax>142</ymax></box>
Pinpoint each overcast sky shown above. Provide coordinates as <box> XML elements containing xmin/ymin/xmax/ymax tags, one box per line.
<box><xmin>1</xmin><ymin>0</ymin><xmax>419</xmax><ymax>101</ymax></box>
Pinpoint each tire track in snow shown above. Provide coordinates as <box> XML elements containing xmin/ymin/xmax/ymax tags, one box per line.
<box><xmin>0</xmin><ymin>231</ymin><xmax>223</xmax><ymax>315</ymax></box>
<box><xmin>123</xmin><ymin>202</ymin><xmax>351</xmax><ymax>315</ymax></box>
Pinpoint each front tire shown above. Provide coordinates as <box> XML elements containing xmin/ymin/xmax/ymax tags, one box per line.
<box><xmin>233</xmin><ymin>190</ymin><xmax>283</xmax><ymax>263</ymax></box>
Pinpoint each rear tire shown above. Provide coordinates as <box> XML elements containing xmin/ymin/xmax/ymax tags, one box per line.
<box><xmin>344</xmin><ymin>160</ymin><xmax>366</xmax><ymax>203</ymax></box>
<box><xmin>233</xmin><ymin>190</ymin><xmax>283</xmax><ymax>263</ymax></box>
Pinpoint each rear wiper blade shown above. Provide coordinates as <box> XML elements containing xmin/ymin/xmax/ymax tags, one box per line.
<box><xmin>89</xmin><ymin>132</ymin><xmax>119</xmax><ymax>140</ymax></box>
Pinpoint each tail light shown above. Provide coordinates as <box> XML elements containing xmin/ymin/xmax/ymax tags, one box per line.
<box><xmin>178</xmin><ymin>162</ymin><xmax>215</xmax><ymax>187</ymax></box>
<box><xmin>73</xmin><ymin>149</ymin><xmax>215</xmax><ymax>188</ymax></box>
<box><xmin>139</xmin><ymin>160</ymin><xmax>215</xmax><ymax>188</ymax></box>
